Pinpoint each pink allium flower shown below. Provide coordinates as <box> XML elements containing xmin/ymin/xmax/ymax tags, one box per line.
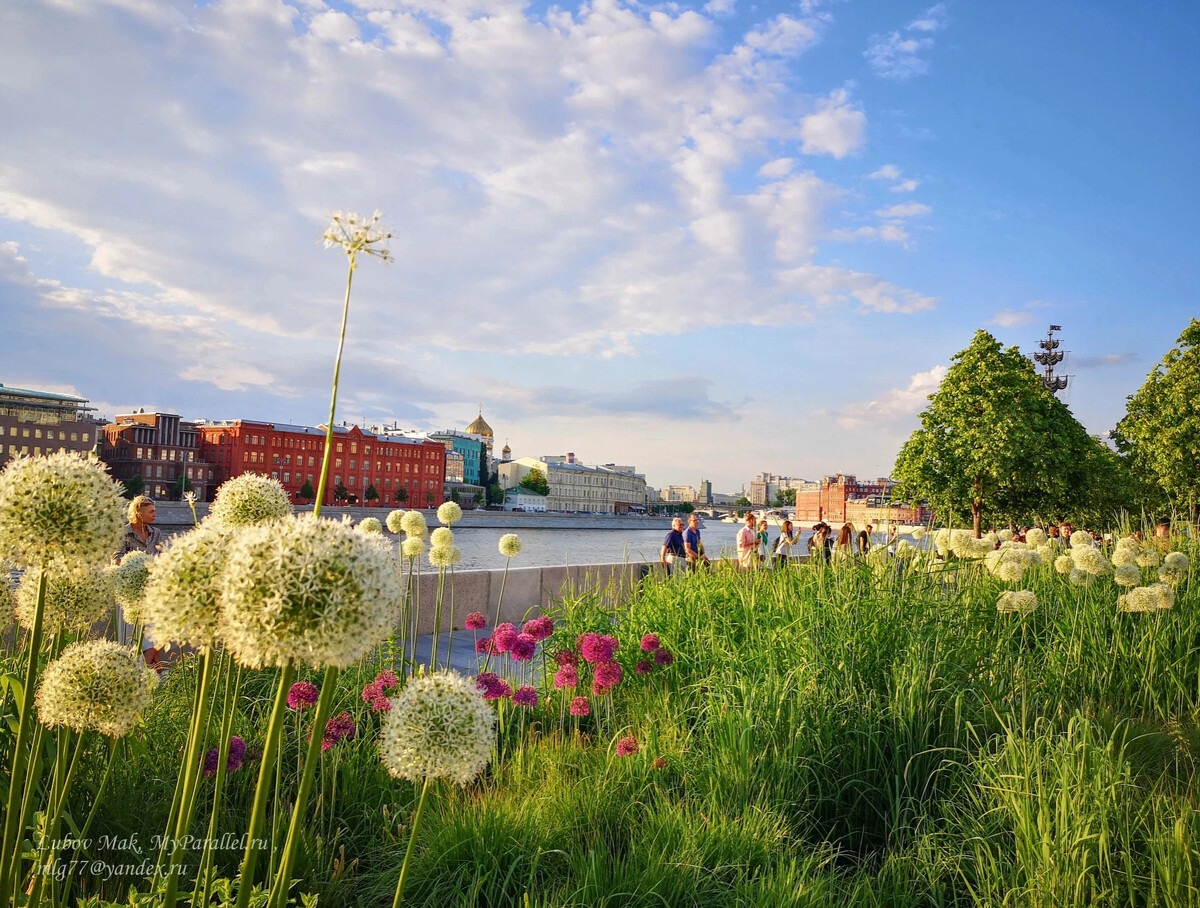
<box><xmin>616</xmin><ymin>736</ymin><xmax>639</xmax><ymax>756</ymax></box>
<box><xmin>361</xmin><ymin>681</ymin><xmax>383</xmax><ymax>704</ymax></box>
<box><xmin>465</xmin><ymin>612</ymin><xmax>487</xmax><ymax>631</ymax></box>
<box><xmin>640</xmin><ymin>633</ymin><xmax>660</xmax><ymax>653</ymax></box>
<box><xmin>510</xmin><ymin>633</ymin><xmax>537</xmax><ymax>662</ymax></box>
<box><xmin>593</xmin><ymin>660</ymin><xmax>623</xmax><ymax>690</ymax></box>
<box><xmin>201</xmin><ymin>736</ymin><xmax>247</xmax><ymax>777</ymax></box>
<box><xmin>374</xmin><ymin>670</ymin><xmax>398</xmax><ymax>691</ymax></box>
<box><xmin>553</xmin><ymin>665</ymin><xmax>579</xmax><ymax>689</ymax></box>
<box><xmin>492</xmin><ymin>623</ymin><xmax>518</xmax><ymax>653</ymax></box>
<box><xmin>591</xmin><ymin>680</ymin><xmax>609</xmax><ymax>697</ymax></box>
<box><xmin>579</xmin><ymin>633</ymin><xmax>615</xmax><ymax>664</ymax></box>
<box><xmin>494</xmin><ymin>680</ymin><xmax>512</xmax><ymax>701</ymax></box>
<box><xmin>554</xmin><ymin>650</ymin><xmax>579</xmax><ymax>667</ymax></box>
<box><xmin>287</xmin><ymin>681</ymin><xmax>319</xmax><ymax>710</ymax></box>
<box><xmin>475</xmin><ymin>637</ymin><xmax>492</xmax><ymax>655</ymax></box>
<box><xmin>601</xmin><ymin>634</ymin><xmax>619</xmax><ymax>653</ymax></box>
<box><xmin>370</xmin><ymin>697</ymin><xmax>392</xmax><ymax>714</ymax></box>
<box><xmin>652</xmin><ymin>756</ymin><xmax>667</xmax><ymax>770</ymax></box>
<box><xmin>653</xmin><ymin>649</ymin><xmax>674</xmax><ymax>667</ymax></box>
<box><xmin>523</xmin><ymin>616</ymin><xmax>555</xmax><ymax>642</ymax></box>
<box><xmin>635</xmin><ymin>660</ymin><xmax>653</xmax><ymax>675</ymax></box>
<box><xmin>569</xmin><ymin>696</ymin><xmax>590</xmax><ymax>717</ymax></box>
<box><xmin>476</xmin><ymin>672</ymin><xmax>512</xmax><ymax>701</ymax></box>
<box><xmin>512</xmin><ymin>686</ymin><xmax>538</xmax><ymax>708</ymax></box>
<box><xmin>321</xmin><ymin>711</ymin><xmax>356</xmax><ymax>751</ymax></box>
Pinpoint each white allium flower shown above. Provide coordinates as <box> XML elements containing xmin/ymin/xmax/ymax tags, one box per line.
<box><xmin>385</xmin><ymin>509</ymin><xmax>406</xmax><ymax>534</ymax></box>
<box><xmin>400</xmin><ymin>510</ymin><xmax>428</xmax><ymax>539</ymax></box>
<box><xmin>1036</xmin><ymin>544</ymin><xmax>1053</xmax><ymax>559</ymax></box>
<box><xmin>357</xmin><ymin>517</ymin><xmax>383</xmax><ymax>535</ymax></box>
<box><xmin>1025</xmin><ymin>528</ymin><xmax>1048</xmax><ymax>548</ymax></box>
<box><xmin>112</xmin><ymin>551</ymin><xmax>151</xmax><ymax>612</ymax></box>
<box><xmin>1072</xmin><ymin>545</ymin><xmax>1110</xmax><ymax>577</ymax></box>
<box><xmin>429</xmin><ymin>545</ymin><xmax>461</xmax><ymax>568</ymax></box>
<box><xmin>322</xmin><ymin>210</ymin><xmax>393</xmax><ymax>262</ymax></box>
<box><xmin>139</xmin><ymin>524</ymin><xmax>230</xmax><ymax>650</ymax></box>
<box><xmin>15</xmin><ymin>566</ymin><xmax>113</xmax><ymax>633</ymax></box>
<box><xmin>910</xmin><ymin>527</ymin><xmax>926</xmax><ymax>541</ymax></box>
<box><xmin>895</xmin><ymin>539</ymin><xmax>916</xmax><ymax>557</ymax></box>
<box><xmin>379</xmin><ymin>672</ymin><xmax>496</xmax><ymax>785</ymax></box>
<box><xmin>949</xmin><ymin>529</ymin><xmax>975</xmax><ymax>558</ymax></box>
<box><xmin>430</xmin><ymin>527</ymin><xmax>454</xmax><ymax>550</ymax></box>
<box><xmin>982</xmin><ymin>532</ymin><xmax>1000</xmax><ymax>549</ymax></box>
<box><xmin>0</xmin><ymin>452</ymin><xmax>125</xmax><ymax>570</ymax></box>
<box><xmin>498</xmin><ymin>534</ymin><xmax>521</xmax><ymax>557</ymax></box>
<box><xmin>996</xmin><ymin>590</ymin><xmax>1038</xmax><ymax>614</ymax></box>
<box><xmin>208</xmin><ymin>474</ymin><xmax>290</xmax><ymax>529</ymax></box>
<box><xmin>933</xmin><ymin>529</ymin><xmax>952</xmax><ymax>557</ymax></box>
<box><xmin>1119</xmin><ymin>583</ymin><xmax>1174</xmax><ymax>613</ymax></box>
<box><xmin>1070</xmin><ymin>530</ymin><xmax>1094</xmax><ymax>550</ymax></box>
<box><xmin>992</xmin><ymin>560</ymin><xmax>1025</xmax><ymax>584</ymax></box>
<box><xmin>1114</xmin><ymin>564</ymin><xmax>1142</xmax><ymax>587</ymax></box>
<box><xmin>1069</xmin><ymin>568</ymin><xmax>1092</xmax><ymax>586</ymax></box>
<box><xmin>1054</xmin><ymin>554</ymin><xmax>1074</xmax><ymax>575</ymax></box>
<box><xmin>1151</xmin><ymin>582</ymin><xmax>1176</xmax><ymax>610</ymax></box>
<box><xmin>437</xmin><ymin>501</ymin><xmax>463</xmax><ymax>527</ymax></box>
<box><xmin>401</xmin><ymin>537</ymin><xmax>426</xmax><ymax>560</ymax></box>
<box><xmin>1135</xmin><ymin>549</ymin><xmax>1162</xmax><ymax>568</ymax></box>
<box><xmin>997</xmin><ymin>529</ymin><xmax>1014</xmax><ymax>543</ymax></box>
<box><xmin>35</xmin><ymin>641</ymin><xmax>157</xmax><ymax>737</ymax></box>
<box><xmin>1159</xmin><ymin>551</ymin><xmax>1189</xmax><ymax>586</ymax></box>
<box><xmin>1111</xmin><ymin>543</ymin><xmax>1139</xmax><ymax>568</ymax></box>
<box><xmin>220</xmin><ymin>516</ymin><xmax>401</xmax><ymax>669</ymax></box>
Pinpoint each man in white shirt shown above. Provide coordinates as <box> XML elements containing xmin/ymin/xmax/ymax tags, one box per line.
<box><xmin>736</xmin><ymin>512</ymin><xmax>758</xmax><ymax>569</ymax></box>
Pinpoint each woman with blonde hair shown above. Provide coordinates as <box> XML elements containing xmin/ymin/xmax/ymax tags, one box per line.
<box><xmin>116</xmin><ymin>495</ymin><xmax>167</xmax><ymax>671</ymax></box>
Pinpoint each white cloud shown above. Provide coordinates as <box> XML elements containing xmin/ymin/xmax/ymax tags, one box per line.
<box><xmin>890</xmin><ymin>179</ymin><xmax>920</xmax><ymax>192</ymax></box>
<box><xmin>743</xmin><ymin>14</ymin><xmax>823</xmax><ymax>57</ymax></box>
<box><xmin>865</xmin><ymin>5</ymin><xmax>950</xmax><ymax>80</ymax></box>
<box><xmin>777</xmin><ymin>265</ymin><xmax>937</xmax><ymax>314</ymax></box>
<box><xmin>875</xmin><ymin>202</ymin><xmax>932</xmax><ymax>218</ymax></box>
<box><xmin>992</xmin><ymin>310</ymin><xmax>1035</xmax><ymax>328</ymax></box>
<box><xmin>830</xmin><ymin>365</ymin><xmax>947</xmax><ymax>429</ymax></box>
<box><xmin>869</xmin><ymin>164</ymin><xmax>901</xmax><ymax>181</ymax></box>
<box><xmin>799</xmin><ymin>88</ymin><xmax>867</xmax><ymax>158</ymax></box>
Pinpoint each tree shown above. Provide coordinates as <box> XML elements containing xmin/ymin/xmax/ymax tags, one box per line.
<box><xmin>773</xmin><ymin>488</ymin><xmax>796</xmax><ymax>507</ymax></box>
<box><xmin>733</xmin><ymin>495</ymin><xmax>751</xmax><ymax>508</ymax></box>
<box><xmin>365</xmin><ymin>483</ymin><xmax>379</xmax><ymax>504</ymax></box>
<box><xmin>473</xmin><ymin>490</ymin><xmax>484</xmax><ymax>506</ymax></box>
<box><xmin>892</xmin><ymin>330</ymin><xmax>1096</xmax><ymax>536</ymax></box>
<box><xmin>122</xmin><ymin>473</ymin><xmax>144</xmax><ymax>500</ymax></box>
<box><xmin>450</xmin><ymin>488</ymin><xmax>461</xmax><ymax>503</ymax></box>
<box><xmin>487</xmin><ymin>481</ymin><xmax>504</xmax><ymax>506</ymax></box>
<box><xmin>299</xmin><ymin>479</ymin><xmax>315</xmax><ymax>502</ymax></box>
<box><xmin>425</xmin><ymin>491</ymin><xmax>435</xmax><ymax>507</ymax></box>
<box><xmin>1113</xmin><ymin>319</ymin><xmax>1200</xmax><ymax>520</ymax></box>
<box><xmin>518</xmin><ymin>470</ymin><xmax>550</xmax><ymax>496</ymax></box>
<box><xmin>394</xmin><ymin>487</ymin><xmax>408</xmax><ymax>504</ymax></box>
<box><xmin>334</xmin><ymin>481</ymin><xmax>349</xmax><ymax>503</ymax></box>
<box><xmin>172</xmin><ymin>474</ymin><xmax>194</xmax><ymax>499</ymax></box>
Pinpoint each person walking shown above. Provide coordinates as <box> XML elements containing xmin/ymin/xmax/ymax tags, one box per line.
<box><xmin>857</xmin><ymin>524</ymin><xmax>872</xmax><ymax>555</ymax></box>
<box><xmin>660</xmin><ymin>516</ymin><xmax>686</xmax><ymax>576</ymax></box>
<box><xmin>737</xmin><ymin>512</ymin><xmax>759</xmax><ymax>569</ymax></box>
<box><xmin>684</xmin><ymin>513</ymin><xmax>709</xmax><ymax>569</ymax></box>
<box><xmin>774</xmin><ymin>519</ymin><xmax>798</xmax><ymax>567</ymax></box>
<box><xmin>756</xmin><ymin>519</ymin><xmax>770</xmax><ymax>565</ymax></box>
<box><xmin>835</xmin><ymin>523</ymin><xmax>855</xmax><ymax>559</ymax></box>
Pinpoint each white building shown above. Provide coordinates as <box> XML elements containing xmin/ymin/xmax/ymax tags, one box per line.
<box><xmin>503</xmin><ymin>488</ymin><xmax>547</xmax><ymax>512</ymax></box>
<box><xmin>500</xmin><ymin>455</ymin><xmax>647</xmax><ymax>514</ymax></box>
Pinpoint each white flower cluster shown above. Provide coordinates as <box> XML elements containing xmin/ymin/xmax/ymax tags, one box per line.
<box><xmin>430</xmin><ymin>527</ymin><xmax>453</xmax><ymax>549</ymax></box>
<box><xmin>1054</xmin><ymin>554</ymin><xmax>1074</xmax><ymax>575</ymax></box>
<box><xmin>357</xmin><ymin>517</ymin><xmax>383</xmax><ymax>535</ymax></box>
<box><xmin>437</xmin><ymin>501</ymin><xmax>463</xmax><ymax>527</ymax></box>
<box><xmin>322</xmin><ymin>210</ymin><xmax>393</xmax><ymax>262</ymax></box>
<box><xmin>894</xmin><ymin>539</ymin><xmax>917</xmax><ymax>558</ymax></box>
<box><xmin>430</xmin><ymin>543</ymin><xmax>461</xmax><ymax>568</ymax></box>
<box><xmin>1111</xmin><ymin>537</ymin><xmax>1141</xmax><ymax>567</ymax></box>
<box><xmin>139</xmin><ymin>524</ymin><xmax>230</xmax><ymax>650</ymax></box>
<box><xmin>113</xmin><ymin>551</ymin><xmax>151</xmax><ymax>612</ymax></box>
<box><xmin>498</xmin><ymin>534</ymin><xmax>522</xmax><ymax>558</ymax></box>
<box><xmin>0</xmin><ymin>452</ymin><xmax>125</xmax><ymax>570</ymax></box>
<box><xmin>997</xmin><ymin>529</ymin><xmax>1014</xmax><ymax>543</ymax></box>
<box><xmin>35</xmin><ymin>641</ymin><xmax>157</xmax><ymax>737</ymax></box>
<box><xmin>910</xmin><ymin>527</ymin><xmax>926</xmax><ymax>541</ymax></box>
<box><xmin>996</xmin><ymin>590</ymin><xmax>1038</xmax><ymax>614</ymax></box>
<box><xmin>208</xmin><ymin>474</ymin><xmax>290</xmax><ymax>529</ymax></box>
<box><xmin>1025</xmin><ymin>528</ymin><xmax>1048</xmax><ymax>548</ymax></box>
<box><xmin>1114</xmin><ymin>563</ymin><xmax>1142</xmax><ymax>588</ymax></box>
<box><xmin>1118</xmin><ymin>583</ymin><xmax>1175</xmax><ymax>613</ymax></box>
<box><xmin>1069</xmin><ymin>568</ymin><xmax>1093</xmax><ymax>587</ymax></box>
<box><xmin>1135</xmin><ymin>548</ymin><xmax>1162</xmax><ymax>568</ymax></box>
<box><xmin>220</xmin><ymin>516</ymin><xmax>401</xmax><ymax>669</ymax></box>
<box><xmin>385</xmin><ymin>509</ymin><xmax>405</xmax><ymax>534</ymax></box>
<box><xmin>1071</xmin><ymin>545</ymin><xmax>1111</xmax><ymax>577</ymax></box>
<box><xmin>16</xmin><ymin>566</ymin><xmax>113</xmax><ymax>633</ymax></box>
<box><xmin>401</xmin><ymin>537</ymin><xmax>426</xmax><ymax>560</ymax></box>
<box><xmin>379</xmin><ymin>672</ymin><xmax>496</xmax><ymax>785</ymax></box>
<box><xmin>1159</xmin><ymin>551</ymin><xmax>1190</xmax><ymax>586</ymax></box>
<box><xmin>984</xmin><ymin>542</ymin><xmax>1042</xmax><ymax>583</ymax></box>
<box><xmin>1070</xmin><ymin>530</ymin><xmax>1094</xmax><ymax>550</ymax></box>
<box><xmin>399</xmin><ymin>510</ymin><xmax>428</xmax><ymax>539</ymax></box>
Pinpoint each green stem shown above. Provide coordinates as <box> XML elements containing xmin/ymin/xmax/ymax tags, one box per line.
<box><xmin>269</xmin><ymin>665</ymin><xmax>340</xmax><ymax>908</ymax></box>
<box><xmin>430</xmin><ymin>568</ymin><xmax>445</xmax><ymax>672</ymax></box>
<box><xmin>194</xmin><ymin>662</ymin><xmax>242</xmax><ymax>908</ymax></box>
<box><xmin>0</xmin><ymin>566</ymin><xmax>47</xmax><ymax>907</ymax></box>
<box><xmin>27</xmin><ymin>727</ymin><xmax>85</xmax><ymax>908</ymax></box>
<box><xmin>312</xmin><ymin>253</ymin><xmax>356</xmax><ymax>517</ymax></box>
<box><xmin>234</xmin><ymin>662</ymin><xmax>295</xmax><ymax>908</ymax></box>
<box><xmin>391</xmin><ymin>777</ymin><xmax>432</xmax><ymax>908</ymax></box>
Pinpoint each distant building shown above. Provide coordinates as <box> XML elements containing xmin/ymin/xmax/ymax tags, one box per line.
<box><xmin>660</xmin><ymin>484</ymin><xmax>696</xmax><ymax>502</ymax></box>
<box><xmin>501</xmin><ymin>455</ymin><xmax>647</xmax><ymax>514</ymax></box>
<box><xmin>503</xmin><ymin>487</ymin><xmax>546</xmax><ymax>512</ymax></box>
<box><xmin>0</xmin><ymin>382</ymin><xmax>102</xmax><ymax>467</ymax></box>
<box><xmin>697</xmin><ymin>479</ymin><xmax>713</xmax><ymax>505</ymax></box>
<box><xmin>102</xmin><ymin>412</ymin><xmax>216</xmax><ymax>501</ymax></box>
<box><xmin>429</xmin><ymin>430</ymin><xmax>488</xmax><ymax>486</ymax></box>
<box><xmin>748</xmin><ymin>472</ymin><xmax>808</xmax><ymax>506</ymax></box>
<box><xmin>792</xmin><ymin>474</ymin><xmax>926</xmax><ymax>525</ymax></box>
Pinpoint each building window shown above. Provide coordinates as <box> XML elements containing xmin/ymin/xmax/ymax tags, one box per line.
<box><xmin>350</xmin><ymin>443</ymin><xmax>357</xmax><ymax>453</ymax></box>
<box><xmin>348</xmin><ymin>475</ymin><xmax>356</xmax><ymax>486</ymax></box>
<box><xmin>283</xmin><ymin>472</ymin><xmax>290</xmax><ymax>483</ymax></box>
<box><xmin>349</xmin><ymin>459</ymin><xmax>356</xmax><ymax>470</ymax></box>
<box><xmin>336</xmin><ymin>443</ymin><xmax>343</xmax><ymax>453</ymax></box>
<box><xmin>34</xmin><ymin>429</ymin><xmax>42</xmax><ymax>439</ymax></box>
<box><xmin>335</xmin><ymin>458</ymin><xmax>342</xmax><ymax>468</ymax></box>
<box><xmin>155</xmin><ymin>466</ymin><xmax>163</xmax><ymax>478</ymax></box>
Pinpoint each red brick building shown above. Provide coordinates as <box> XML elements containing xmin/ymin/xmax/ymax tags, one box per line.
<box><xmin>793</xmin><ymin>473</ymin><xmax>929</xmax><ymax>525</ymax></box>
<box><xmin>196</xmin><ymin>420</ymin><xmax>446</xmax><ymax>508</ymax></box>
<box><xmin>102</xmin><ymin>412</ymin><xmax>216</xmax><ymax>501</ymax></box>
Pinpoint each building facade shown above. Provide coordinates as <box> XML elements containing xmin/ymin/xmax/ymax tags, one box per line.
<box><xmin>197</xmin><ymin>421</ymin><xmax>446</xmax><ymax>508</ymax></box>
<box><xmin>0</xmin><ymin>383</ymin><xmax>102</xmax><ymax>467</ymax></box>
<box><xmin>429</xmin><ymin>430</ymin><xmax>489</xmax><ymax>486</ymax></box>
<box><xmin>793</xmin><ymin>474</ymin><xmax>902</xmax><ymax>525</ymax></box>
<box><xmin>503</xmin><ymin>488</ymin><xmax>547</xmax><ymax>512</ymax></box>
<box><xmin>102</xmin><ymin>412</ymin><xmax>216</xmax><ymax>501</ymax></box>
<box><xmin>502</xmin><ymin>455</ymin><xmax>647</xmax><ymax>514</ymax></box>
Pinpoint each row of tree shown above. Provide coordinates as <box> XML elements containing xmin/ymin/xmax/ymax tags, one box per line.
<box><xmin>892</xmin><ymin>320</ymin><xmax>1200</xmax><ymax>534</ymax></box>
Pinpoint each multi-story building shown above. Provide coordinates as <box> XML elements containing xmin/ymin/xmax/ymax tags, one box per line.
<box><xmin>197</xmin><ymin>420</ymin><xmax>446</xmax><ymax>508</ymax></box>
<box><xmin>429</xmin><ymin>430</ymin><xmax>489</xmax><ymax>486</ymax></box>
<box><xmin>102</xmin><ymin>412</ymin><xmax>216</xmax><ymax>501</ymax></box>
<box><xmin>793</xmin><ymin>474</ymin><xmax>902</xmax><ymax>524</ymax></box>
<box><xmin>697</xmin><ymin>479</ymin><xmax>713</xmax><ymax>505</ymax></box>
<box><xmin>501</xmin><ymin>455</ymin><xmax>647</xmax><ymax>514</ymax></box>
<box><xmin>748</xmin><ymin>472</ymin><xmax>809</xmax><ymax>506</ymax></box>
<box><xmin>660</xmin><ymin>485</ymin><xmax>696</xmax><ymax>503</ymax></box>
<box><xmin>0</xmin><ymin>382</ymin><xmax>103</xmax><ymax>467</ymax></box>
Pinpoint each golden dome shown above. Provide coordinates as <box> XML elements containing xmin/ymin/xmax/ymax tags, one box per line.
<box><xmin>466</xmin><ymin>405</ymin><xmax>493</xmax><ymax>438</ymax></box>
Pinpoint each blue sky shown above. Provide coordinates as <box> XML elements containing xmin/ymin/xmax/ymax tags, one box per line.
<box><xmin>1</xmin><ymin>0</ymin><xmax>1196</xmax><ymax>493</ymax></box>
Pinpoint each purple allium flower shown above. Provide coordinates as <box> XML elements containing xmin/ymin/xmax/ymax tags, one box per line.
<box><xmin>554</xmin><ymin>650</ymin><xmax>579</xmax><ymax>667</ymax></box>
<box><xmin>465</xmin><ymin>611</ymin><xmax>487</xmax><ymax>631</ymax></box>
<box><xmin>369</xmin><ymin>696</ymin><xmax>392</xmax><ymax>713</ymax></box>
<box><xmin>321</xmin><ymin>711</ymin><xmax>357</xmax><ymax>751</ymax></box>
<box><xmin>601</xmin><ymin>634</ymin><xmax>619</xmax><ymax>653</ymax></box>
<box><xmin>476</xmin><ymin>672</ymin><xmax>512</xmax><ymax>702</ymax></box>
<box><xmin>374</xmin><ymin>670</ymin><xmax>399</xmax><ymax>692</ymax></box>
<box><xmin>494</xmin><ymin>680</ymin><xmax>512</xmax><ymax>701</ymax></box>
<box><xmin>510</xmin><ymin>633</ymin><xmax>537</xmax><ymax>662</ymax></box>
<box><xmin>593</xmin><ymin>660</ymin><xmax>623</xmax><ymax>690</ymax></box>
<box><xmin>476</xmin><ymin>671</ymin><xmax>498</xmax><ymax>691</ymax></box>
<box><xmin>653</xmin><ymin>649</ymin><xmax>674</xmax><ymax>667</ymax></box>
<box><xmin>616</xmin><ymin>735</ymin><xmax>639</xmax><ymax>756</ymax></box>
<box><xmin>492</xmin><ymin>623</ymin><xmax>518</xmax><ymax>653</ymax></box>
<box><xmin>512</xmin><ymin>686</ymin><xmax>538</xmax><ymax>708</ymax></box>
<box><xmin>475</xmin><ymin>637</ymin><xmax>492</xmax><ymax>655</ymax></box>
<box><xmin>228</xmin><ymin>736</ymin><xmax>247</xmax><ymax>761</ymax></box>
<box><xmin>569</xmin><ymin>696</ymin><xmax>590</xmax><ymax>717</ymax></box>
<box><xmin>553</xmin><ymin>665</ymin><xmax>579</xmax><ymax>689</ymax></box>
<box><xmin>635</xmin><ymin>660</ymin><xmax>653</xmax><ymax>675</ymax></box>
<box><xmin>361</xmin><ymin>681</ymin><xmax>383</xmax><ymax>704</ymax></box>
<box><xmin>202</xmin><ymin>736</ymin><xmax>248</xmax><ymax>777</ymax></box>
<box><xmin>287</xmin><ymin>681</ymin><xmax>319</xmax><ymax>710</ymax></box>
<box><xmin>591</xmin><ymin>680</ymin><xmax>608</xmax><ymax>697</ymax></box>
<box><xmin>523</xmin><ymin>616</ymin><xmax>555</xmax><ymax>642</ymax></box>
<box><xmin>640</xmin><ymin>633</ymin><xmax>660</xmax><ymax>653</ymax></box>
<box><xmin>201</xmin><ymin>748</ymin><xmax>220</xmax><ymax>777</ymax></box>
<box><xmin>579</xmin><ymin>633</ymin><xmax>614</xmax><ymax>664</ymax></box>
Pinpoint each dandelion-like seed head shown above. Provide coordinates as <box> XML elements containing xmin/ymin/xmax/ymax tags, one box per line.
<box><xmin>1114</xmin><ymin>563</ymin><xmax>1142</xmax><ymax>587</ymax></box>
<box><xmin>401</xmin><ymin>537</ymin><xmax>426</xmax><ymax>560</ymax></box>
<box><xmin>498</xmin><ymin>534</ymin><xmax>521</xmax><ymax>557</ymax></box>
<box><xmin>436</xmin><ymin>501</ymin><xmax>462</xmax><ymax>527</ymax></box>
<box><xmin>139</xmin><ymin>523</ymin><xmax>230</xmax><ymax>651</ymax></box>
<box><xmin>0</xmin><ymin>452</ymin><xmax>125</xmax><ymax>570</ymax></box>
<box><xmin>379</xmin><ymin>672</ymin><xmax>496</xmax><ymax>785</ymax></box>
<box><xmin>219</xmin><ymin>516</ymin><xmax>401</xmax><ymax>669</ymax></box>
<box><xmin>113</xmin><ymin>551</ymin><xmax>151</xmax><ymax>611</ymax></box>
<box><xmin>208</xmin><ymin>474</ymin><xmax>290</xmax><ymax>529</ymax></box>
<box><xmin>357</xmin><ymin>517</ymin><xmax>383</xmax><ymax>535</ymax></box>
<box><xmin>996</xmin><ymin>590</ymin><xmax>1038</xmax><ymax>614</ymax></box>
<box><xmin>399</xmin><ymin>510</ymin><xmax>428</xmax><ymax>539</ymax></box>
<box><xmin>35</xmin><ymin>641</ymin><xmax>157</xmax><ymax>737</ymax></box>
<box><xmin>1025</xmin><ymin>528</ymin><xmax>1048</xmax><ymax>548</ymax></box>
<box><xmin>322</xmin><ymin>210</ymin><xmax>393</xmax><ymax>263</ymax></box>
<box><xmin>16</xmin><ymin>565</ymin><xmax>113</xmax><ymax>633</ymax></box>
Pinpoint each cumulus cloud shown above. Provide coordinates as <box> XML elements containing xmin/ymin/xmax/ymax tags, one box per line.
<box><xmin>875</xmin><ymin>202</ymin><xmax>932</xmax><ymax>219</ymax></box>
<box><xmin>865</xmin><ymin>4</ymin><xmax>950</xmax><ymax>80</ymax></box>
<box><xmin>991</xmin><ymin>310</ymin><xmax>1035</xmax><ymax>328</ymax></box>
<box><xmin>828</xmin><ymin>365</ymin><xmax>947</xmax><ymax>429</ymax></box>
<box><xmin>799</xmin><ymin>88</ymin><xmax>867</xmax><ymax>158</ymax></box>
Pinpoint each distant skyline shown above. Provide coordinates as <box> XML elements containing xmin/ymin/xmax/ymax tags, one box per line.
<box><xmin>2</xmin><ymin>0</ymin><xmax>1196</xmax><ymax>493</ymax></box>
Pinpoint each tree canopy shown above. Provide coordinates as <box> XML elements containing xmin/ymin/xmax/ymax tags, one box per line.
<box><xmin>1112</xmin><ymin>319</ymin><xmax>1200</xmax><ymax>518</ymax></box>
<box><xmin>518</xmin><ymin>470</ymin><xmax>550</xmax><ymax>496</ymax></box>
<box><xmin>892</xmin><ymin>330</ymin><xmax>1097</xmax><ymax>534</ymax></box>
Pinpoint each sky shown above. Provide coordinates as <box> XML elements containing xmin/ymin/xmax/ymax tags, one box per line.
<box><xmin>1</xmin><ymin>0</ymin><xmax>1197</xmax><ymax>494</ymax></box>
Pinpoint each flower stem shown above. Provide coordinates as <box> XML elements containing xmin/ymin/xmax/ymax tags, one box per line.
<box><xmin>312</xmin><ymin>253</ymin><xmax>356</xmax><ymax>517</ymax></box>
<box><xmin>391</xmin><ymin>777</ymin><xmax>432</xmax><ymax>908</ymax></box>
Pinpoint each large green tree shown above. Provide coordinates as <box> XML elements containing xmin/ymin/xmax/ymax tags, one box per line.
<box><xmin>892</xmin><ymin>330</ymin><xmax>1097</xmax><ymax>535</ymax></box>
<box><xmin>518</xmin><ymin>470</ymin><xmax>550</xmax><ymax>496</ymax></box>
<box><xmin>1112</xmin><ymin>319</ymin><xmax>1200</xmax><ymax>519</ymax></box>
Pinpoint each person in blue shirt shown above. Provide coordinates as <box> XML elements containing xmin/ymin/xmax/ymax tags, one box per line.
<box><xmin>684</xmin><ymin>513</ymin><xmax>709</xmax><ymax>570</ymax></box>
<box><xmin>660</xmin><ymin>516</ymin><xmax>686</xmax><ymax>575</ymax></box>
